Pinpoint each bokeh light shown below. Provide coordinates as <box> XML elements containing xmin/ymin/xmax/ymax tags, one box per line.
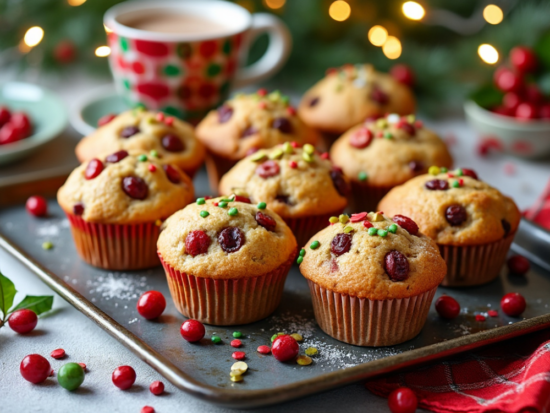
<box><xmin>104</xmin><ymin>24</ymin><xmax>113</xmax><ymax>34</ymax></box>
<box><xmin>382</xmin><ymin>36</ymin><xmax>402</xmax><ymax>59</ymax></box>
<box><xmin>402</xmin><ymin>2</ymin><xmax>425</xmax><ymax>21</ymax></box>
<box><xmin>24</xmin><ymin>26</ymin><xmax>44</xmax><ymax>48</ymax></box>
<box><xmin>483</xmin><ymin>5</ymin><xmax>503</xmax><ymax>25</ymax></box>
<box><xmin>368</xmin><ymin>25</ymin><xmax>388</xmax><ymax>47</ymax></box>
<box><xmin>329</xmin><ymin>1</ymin><xmax>351</xmax><ymax>22</ymax></box>
<box><xmin>264</xmin><ymin>0</ymin><xmax>286</xmax><ymax>9</ymax></box>
<box><xmin>478</xmin><ymin>44</ymin><xmax>499</xmax><ymax>64</ymax></box>
<box><xmin>95</xmin><ymin>46</ymin><xmax>111</xmax><ymax>57</ymax></box>
<box><xmin>68</xmin><ymin>0</ymin><xmax>86</xmax><ymax>5</ymax></box>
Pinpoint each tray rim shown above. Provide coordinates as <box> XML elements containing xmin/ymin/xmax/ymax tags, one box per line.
<box><xmin>2</xmin><ymin>230</ymin><xmax>550</xmax><ymax>409</ymax></box>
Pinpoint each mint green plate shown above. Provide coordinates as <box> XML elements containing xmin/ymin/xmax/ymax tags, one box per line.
<box><xmin>0</xmin><ymin>82</ymin><xmax>68</xmax><ymax>166</ymax></box>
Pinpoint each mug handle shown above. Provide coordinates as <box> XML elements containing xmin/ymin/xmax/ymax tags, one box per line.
<box><xmin>233</xmin><ymin>13</ymin><xmax>292</xmax><ymax>89</ymax></box>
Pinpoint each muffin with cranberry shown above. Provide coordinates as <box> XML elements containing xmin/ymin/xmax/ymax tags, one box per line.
<box><xmin>57</xmin><ymin>150</ymin><xmax>194</xmax><ymax>270</ymax></box>
<box><xmin>218</xmin><ymin>142</ymin><xmax>349</xmax><ymax>247</ymax></box>
<box><xmin>299</xmin><ymin>211</ymin><xmax>446</xmax><ymax>346</ymax></box>
<box><xmin>157</xmin><ymin>197</ymin><xmax>297</xmax><ymax>325</ymax></box>
<box><xmin>330</xmin><ymin>113</ymin><xmax>453</xmax><ymax>212</ymax></box>
<box><xmin>298</xmin><ymin>64</ymin><xmax>415</xmax><ymax>137</ymax></box>
<box><xmin>195</xmin><ymin>89</ymin><xmax>320</xmax><ymax>191</ymax></box>
<box><xmin>378</xmin><ymin>167</ymin><xmax>520</xmax><ymax>286</ymax></box>
<box><xmin>75</xmin><ymin>109</ymin><xmax>205</xmax><ymax>177</ymax></box>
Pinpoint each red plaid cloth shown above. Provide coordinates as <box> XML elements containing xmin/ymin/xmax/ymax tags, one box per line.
<box><xmin>366</xmin><ymin>182</ymin><xmax>550</xmax><ymax>412</ymax></box>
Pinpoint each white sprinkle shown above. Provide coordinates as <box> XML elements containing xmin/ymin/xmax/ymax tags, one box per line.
<box><xmin>386</xmin><ymin>114</ymin><xmax>400</xmax><ymax>124</ymax></box>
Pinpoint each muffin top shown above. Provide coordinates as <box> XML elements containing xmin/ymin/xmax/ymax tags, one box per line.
<box><xmin>195</xmin><ymin>90</ymin><xmax>319</xmax><ymax>160</ymax></box>
<box><xmin>298</xmin><ymin>64</ymin><xmax>416</xmax><ymax>134</ymax></box>
<box><xmin>218</xmin><ymin>143</ymin><xmax>349</xmax><ymax>219</ymax></box>
<box><xmin>299</xmin><ymin>212</ymin><xmax>446</xmax><ymax>300</ymax></box>
<box><xmin>57</xmin><ymin>150</ymin><xmax>194</xmax><ymax>224</ymax></box>
<box><xmin>378</xmin><ymin>168</ymin><xmax>521</xmax><ymax>246</ymax></box>
<box><xmin>330</xmin><ymin>114</ymin><xmax>453</xmax><ymax>187</ymax></box>
<box><xmin>75</xmin><ymin>109</ymin><xmax>205</xmax><ymax>175</ymax></box>
<box><xmin>157</xmin><ymin>197</ymin><xmax>297</xmax><ymax>279</ymax></box>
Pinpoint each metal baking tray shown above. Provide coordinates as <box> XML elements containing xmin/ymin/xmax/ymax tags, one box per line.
<box><xmin>1</xmin><ymin>168</ymin><xmax>549</xmax><ymax>409</ymax></box>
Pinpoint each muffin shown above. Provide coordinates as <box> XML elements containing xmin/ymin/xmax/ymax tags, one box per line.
<box><xmin>58</xmin><ymin>150</ymin><xmax>194</xmax><ymax>270</ymax></box>
<box><xmin>218</xmin><ymin>142</ymin><xmax>349</xmax><ymax>247</ymax></box>
<box><xmin>157</xmin><ymin>196</ymin><xmax>297</xmax><ymax>325</ymax></box>
<box><xmin>195</xmin><ymin>89</ymin><xmax>320</xmax><ymax>191</ymax></box>
<box><xmin>378</xmin><ymin>168</ymin><xmax>521</xmax><ymax>287</ymax></box>
<box><xmin>298</xmin><ymin>64</ymin><xmax>416</xmax><ymax>136</ymax></box>
<box><xmin>299</xmin><ymin>211</ymin><xmax>446</xmax><ymax>346</ymax></box>
<box><xmin>75</xmin><ymin>109</ymin><xmax>205</xmax><ymax>178</ymax></box>
<box><xmin>331</xmin><ymin>114</ymin><xmax>453</xmax><ymax>212</ymax></box>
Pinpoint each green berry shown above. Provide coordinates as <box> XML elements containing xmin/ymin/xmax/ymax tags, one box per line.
<box><xmin>57</xmin><ymin>363</ymin><xmax>85</xmax><ymax>391</ymax></box>
<box><xmin>211</xmin><ymin>335</ymin><xmax>222</xmax><ymax>344</ymax></box>
<box><xmin>233</xmin><ymin>331</ymin><xmax>242</xmax><ymax>338</ymax></box>
<box><xmin>368</xmin><ymin>227</ymin><xmax>378</xmax><ymax>236</ymax></box>
<box><xmin>228</xmin><ymin>207</ymin><xmax>238</xmax><ymax>216</ymax></box>
<box><xmin>377</xmin><ymin>229</ymin><xmax>388</xmax><ymax>237</ymax></box>
<box><xmin>219</xmin><ymin>201</ymin><xmax>228</xmax><ymax>208</ymax></box>
<box><xmin>196</xmin><ymin>198</ymin><xmax>206</xmax><ymax>205</ymax></box>
<box><xmin>257</xmin><ymin>202</ymin><xmax>267</xmax><ymax>210</ymax></box>
<box><xmin>297</xmin><ymin>256</ymin><xmax>304</xmax><ymax>265</ymax></box>
<box><xmin>358</xmin><ymin>171</ymin><xmax>368</xmax><ymax>181</ymax></box>
<box><xmin>388</xmin><ymin>224</ymin><xmax>398</xmax><ymax>233</ymax></box>
<box><xmin>299</xmin><ymin>249</ymin><xmax>306</xmax><ymax>257</ymax></box>
<box><xmin>200</xmin><ymin>210</ymin><xmax>209</xmax><ymax>218</ymax></box>
<box><xmin>310</xmin><ymin>241</ymin><xmax>320</xmax><ymax>249</ymax></box>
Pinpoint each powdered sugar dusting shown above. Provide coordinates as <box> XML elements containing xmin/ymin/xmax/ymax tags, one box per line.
<box><xmin>87</xmin><ymin>273</ymin><xmax>149</xmax><ymax>301</ymax></box>
<box><xmin>36</xmin><ymin>219</ymin><xmax>69</xmax><ymax>237</ymax></box>
<box><xmin>269</xmin><ymin>311</ymin><xmax>316</xmax><ymax>338</ymax></box>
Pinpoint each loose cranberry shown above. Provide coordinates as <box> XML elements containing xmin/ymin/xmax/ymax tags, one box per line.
<box><xmin>461</xmin><ymin>168</ymin><xmax>478</xmax><ymax>180</ymax></box>
<box><xmin>120</xmin><ymin>126</ymin><xmax>140</xmax><ymax>138</ymax></box>
<box><xmin>10</xmin><ymin>112</ymin><xmax>32</xmax><ymax>136</ymax></box>
<box><xmin>0</xmin><ymin>106</ymin><xmax>11</xmax><ymax>127</ymax></box>
<box><xmin>409</xmin><ymin>161</ymin><xmax>424</xmax><ymax>173</ymax></box>
<box><xmin>476</xmin><ymin>314</ymin><xmax>486</xmax><ymax>322</ymax></box>
<box><xmin>217</xmin><ymin>105</ymin><xmax>233</xmax><ymax>123</ymax></box>
<box><xmin>384</xmin><ymin>251</ymin><xmax>409</xmax><ymax>281</ymax></box>
<box><xmin>105</xmin><ymin>150</ymin><xmax>128</xmax><ymax>163</ymax></box>
<box><xmin>309</xmin><ymin>97</ymin><xmax>320</xmax><ymax>107</ymax></box>
<box><xmin>494</xmin><ymin>67</ymin><xmax>523</xmax><ymax>93</ymax></box>
<box><xmin>218</xmin><ymin>227</ymin><xmax>245</xmax><ymax>253</ymax></box>
<box><xmin>425</xmin><ymin>179</ymin><xmax>449</xmax><ymax>191</ymax></box>
<box><xmin>515</xmin><ymin>102</ymin><xmax>538</xmax><ymax>120</ymax></box>
<box><xmin>392</xmin><ymin>215</ymin><xmax>419</xmax><ymax>236</ymax></box>
<box><xmin>241</xmin><ymin>126</ymin><xmax>257</xmax><ymax>138</ymax></box>
<box><xmin>137</xmin><ymin>291</ymin><xmax>166</xmax><ymax>320</ymax></box>
<box><xmin>539</xmin><ymin>104</ymin><xmax>550</xmax><ymax>119</ymax></box>
<box><xmin>20</xmin><ymin>354</ymin><xmax>51</xmax><ymax>384</ymax></box>
<box><xmin>507</xmin><ymin>255</ymin><xmax>530</xmax><ymax>275</ymax></box>
<box><xmin>141</xmin><ymin>406</ymin><xmax>155</xmax><ymax>413</ymax></box>
<box><xmin>257</xmin><ymin>345</ymin><xmax>271</xmax><ymax>354</ymax></box>
<box><xmin>231</xmin><ymin>339</ymin><xmax>242</xmax><ymax>348</ymax></box>
<box><xmin>73</xmin><ymin>202</ymin><xmax>85</xmax><ymax>216</ymax></box>
<box><xmin>445</xmin><ymin>205</ymin><xmax>467</xmax><ymax>226</ymax></box>
<box><xmin>163</xmin><ymin>164</ymin><xmax>181</xmax><ymax>184</ymax></box>
<box><xmin>185</xmin><ymin>230</ymin><xmax>211</xmax><ymax>257</ymax></box>
<box><xmin>233</xmin><ymin>195</ymin><xmax>251</xmax><ymax>204</ymax></box>
<box><xmin>180</xmin><ymin>319</ymin><xmax>205</xmax><ymax>342</ymax></box>
<box><xmin>396</xmin><ymin>120</ymin><xmax>416</xmax><ymax>136</ymax></box>
<box><xmin>330</xmin><ymin>169</ymin><xmax>351</xmax><ymax>197</ymax></box>
<box><xmin>390</xmin><ymin>64</ymin><xmax>415</xmax><ymax>87</ymax></box>
<box><xmin>256</xmin><ymin>160</ymin><xmax>280</xmax><ymax>178</ymax></box>
<box><xmin>388</xmin><ymin>387</ymin><xmax>418</xmax><ymax>413</ymax></box>
<box><xmin>488</xmin><ymin>310</ymin><xmax>498</xmax><ymax>317</ymax></box>
<box><xmin>331</xmin><ymin>233</ymin><xmax>352</xmax><ymax>256</ymax></box>
<box><xmin>502</xmin><ymin>219</ymin><xmax>511</xmax><ymax>237</ymax></box>
<box><xmin>510</xmin><ymin>46</ymin><xmax>537</xmax><ymax>73</ymax></box>
<box><xmin>122</xmin><ymin>176</ymin><xmax>148</xmax><ymax>200</ymax></box>
<box><xmin>85</xmin><ymin>158</ymin><xmax>104</xmax><ymax>180</ymax></box>
<box><xmin>370</xmin><ymin>86</ymin><xmax>389</xmax><ymax>105</ymax></box>
<box><xmin>8</xmin><ymin>309</ymin><xmax>38</xmax><ymax>334</ymax></box>
<box><xmin>0</xmin><ymin>122</ymin><xmax>24</xmax><ymax>144</ymax></box>
<box><xmin>435</xmin><ymin>296</ymin><xmax>460</xmax><ymax>319</ymax></box>
<box><xmin>50</xmin><ymin>349</ymin><xmax>66</xmax><ymax>359</ymax></box>
<box><xmin>256</xmin><ymin>211</ymin><xmax>276</xmax><ymax>231</ymax></box>
<box><xmin>26</xmin><ymin>195</ymin><xmax>48</xmax><ymax>217</ymax></box>
<box><xmin>501</xmin><ymin>293</ymin><xmax>526</xmax><ymax>317</ymax></box>
<box><xmin>503</xmin><ymin>92</ymin><xmax>521</xmax><ymax>111</ymax></box>
<box><xmin>271</xmin><ymin>335</ymin><xmax>299</xmax><ymax>362</ymax></box>
<box><xmin>112</xmin><ymin>366</ymin><xmax>136</xmax><ymax>390</ymax></box>
<box><xmin>97</xmin><ymin>113</ymin><xmax>116</xmax><ymax>127</ymax></box>
<box><xmin>232</xmin><ymin>351</ymin><xmax>246</xmax><ymax>360</ymax></box>
<box><xmin>349</xmin><ymin>128</ymin><xmax>373</xmax><ymax>148</ymax></box>
<box><xmin>150</xmin><ymin>380</ymin><xmax>164</xmax><ymax>395</ymax></box>
<box><xmin>161</xmin><ymin>134</ymin><xmax>184</xmax><ymax>152</ymax></box>
<box><xmin>272</xmin><ymin>117</ymin><xmax>293</xmax><ymax>134</ymax></box>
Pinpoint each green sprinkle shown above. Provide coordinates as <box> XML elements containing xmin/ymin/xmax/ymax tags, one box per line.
<box><xmin>388</xmin><ymin>224</ymin><xmax>398</xmax><ymax>233</ymax></box>
<box><xmin>270</xmin><ymin>148</ymin><xmax>284</xmax><ymax>159</ymax></box>
<box><xmin>329</xmin><ymin>216</ymin><xmax>339</xmax><ymax>224</ymax></box>
<box><xmin>456</xmin><ymin>168</ymin><xmax>463</xmax><ymax>176</ymax></box>
<box><xmin>196</xmin><ymin>198</ymin><xmax>206</xmax><ymax>205</ymax></box>
<box><xmin>302</xmin><ymin>152</ymin><xmax>314</xmax><ymax>163</ymax></box>
<box><xmin>440</xmin><ymin>167</ymin><xmax>448</xmax><ymax>173</ymax></box>
<box><xmin>343</xmin><ymin>226</ymin><xmax>354</xmax><ymax>234</ymax></box>
<box><xmin>228</xmin><ymin>208</ymin><xmax>238</xmax><ymax>216</ymax></box>
<box><xmin>251</xmin><ymin>152</ymin><xmax>267</xmax><ymax>162</ymax></box>
<box><xmin>280</xmin><ymin>95</ymin><xmax>290</xmax><ymax>105</ymax></box>
<box><xmin>268</xmin><ymin>90</ymin><xmax>281</xmax><ymax>102</ymax></box>
<box><xmin>220</xmin><ymin>198</ymin><xmax>232</xmax><ymax>203</ymax></box>
<box><xmin>42</xmin><ymin>241</ymin><xmax>53</xmax><ymax>250</ymax></box>
<box><xmin>211</xmin><ymin>336</ymin><xmax>222</xmax><ymax>344</ymax></box>
<box><xmin>299</xmin><ymin>249</ymin><xmax>306</xmax><ymax>257</ymax></box>
<box><xmin>271</xmin><ymin>333</ymin><xmax>284</xmax><ymax>342</ymax></box>
<box><xmin>310</xmin><ymin>241</ymin><xmax>320</xmax><ymax>250</ymax></box>
<box><xmin>377</xmin><ymin>229</ymin><xmax>388</xmax><ymax>237</ymax></box>
<box><xmin>282</xmin><ymin>142</ymin><xmax>293</xmax><ymax>154</ymax></box>
<box><xmin>200</xmin><ymin>210</ymin><xmax>209</xmax><ymax>218</ymax></box>
<box><xmin>150</xmin><ymin>150</ymin><xmax>159</xmax><ymax>158</ymax></box>
<box><xmin>233</xmin><ymin>331</ymin><xmax>242</xmax><ymax>338</ymax></box>
<box><xmin>138</xmin><ymin>154</ymin><xmax>147</xmax><ymax>162</ymax></box>
<box><xmin>257</xmin><ymin>202</ymin><xmax>267</xmax><ymax>210</ymax></box>
<box><xmin>384</xmin><ymin>132</ymin><xmax>393</xmax><ymax>140</ymax></box>
<box><xmin>297</xmin><ymin>256</ymin><xmax>304</xmax><ymax>265</ymax></box>
<box><xmin>303</xmin><ymin>144</ymin><xmax>315</xmax><ymax>155</ymax></box>
<box><xmin>368</xmin><ymin>227</ymin><xmax>378</xmax><ymax>236</ymax></box>
<box><xmin>219</xmin><ymin>201</ymin><xmax>228</xmax><ymax>208</ymax></box>
<box><xmin>452</xmin><ymin>180</ymin><xmax>460</xmax><ymax>188</ymax></box>
<box><xmin>339</xmin><ymin>214</ymin><xmax>349</xmax><ymax>224</ymax></box>
<box><xmin>358</xmin><ymin>171</ymin><xmax>368</xmax><ymax>181</ymax></box>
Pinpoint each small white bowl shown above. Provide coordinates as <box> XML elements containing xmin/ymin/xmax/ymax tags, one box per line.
<box><xmin>464</xmin><ymin>100</ymin><xmax>550</xmax><ymax>159</ymax></box>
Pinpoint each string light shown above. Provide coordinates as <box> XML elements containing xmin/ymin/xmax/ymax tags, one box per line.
<box><xmin>382</xmin><ymin>36</ymin><xmax>402</xmax><ymax>59</ymax></box>
<box><xmin>329</xmin><ymin>1</ymin><xmax>351</xmax><ymax>22</ymax></box>
<box><xmin>402</xmin><ymin>1</ymin><xmax>425</xmax><ymax>21</ymax></box>
<box><xmin>483</xmin><ymin>5</ymin><xmax>503</xmax><ymax>25</ymax></box>
<box><xmin>263</xmin><ymin>0</ymin><xmax>286</xmax><ymax>9</ymax></box>
<box><xmin>95</xmin><ymin>46</ymin><xmax>111</xmax><ymax>57</ymax></box>
<box><xmin>368</xmin><ymin>25</ymin><xmax>388</xmax><ymax>47</ymax></box>
<box><xmin>478</xmin><ymin>44</ymin><xmax>499</xmax><ymax>64</ymax></box>
<box><xmin>67</xmin><ymin>0</ymin><xmax>86</xmax><ymax>5</ymax></box>
<box><xmin>104</xmin><ymin>24</ymin><xmax>113</xmax><ymax>34</ymax></box>
<box><xmin>24</xmin><ymin>26</ymin><xmax>44</xmax><ymax>48</ymax></box>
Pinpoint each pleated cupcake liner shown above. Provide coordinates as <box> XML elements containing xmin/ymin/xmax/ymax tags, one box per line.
<box><xmin>284</xmin><ymin>210</ymin><xmax>343</xmax><ymax>248</ymax></box>
<box><xmin>66</xmin><ymin>213</ymin><xmax>160</xmax><ymax>270</ymax></box>
<box><xmin>159</xmin><ymin>253</ymin><xmax>296</xmax><ymax>326</ymax></box>
<box><xmin>350</xmin><ymin>181</ymin><xmax>393</xmax><ymax>213</ymax></box>
<box><xmin>204</xmin><ymin>152</ymin><xmax>238</xmax><ymax>194</ymax></box>
<box><xmin>308</xmin><ymin>281</ymin><xmax>437</xmax><ymax>347</ymax></box>
<box><xmin>439</xmin><ymin>233</ymin><xmax>515</xmax><ymax>287</ymax></box>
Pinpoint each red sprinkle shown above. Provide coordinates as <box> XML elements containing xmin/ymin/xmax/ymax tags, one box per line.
<box><xmin>350</xmin><ymin>212</ymin><xmax>368</xmax><ymax>223</ymax></box>
<box><xmin>214</xmin><ymin>202</ymin><xmax>219</xmax><ymax>206</ymax></box>
<box><xmin>320</xmin><ymin>152</ymin><xmax>330</xmax><ymax>160</ymax></box>
<box><xmin>377</xmin><ymin>131</ymin><xmax>384</xmax><ymax>138</ymax></box>
<box><xmin>51</xmin><ymin>349</ymin><xmax>66</xmax><ymax>359</ymax></box>
<box><xmin>287</xmin><ymin>106</ymin><xmax>296</xmax><ymax>116</ymax></box>
<box><xmin>414</xmin><ymin>120</ymin><xmax>423</xmax><ymax>128</ymax></box>
<box><xmin>258</xmin><ymin>101</ymin><xmax>267</xmax><ymax>109</ymax></box>
<box><xmin>289</xmin><ymin>160</ymin><xmax>298</xmax><ymax>169</ymax></box>
<box><xmin>150</xmin><ymin>380</ymin><xmax>164</xmax><ymax>396</ymax></box>
<box><xmin>475</xmin><ymin>314</ymin><xmax>486</xmax><ymax>322</ymax></box>
<box><xmin>148</xmin><ymin>164</ymin><xmax>157</xmax><ymax>172</ymax></box>
<box><xmin>164</xmin><ymin>117</ymin><xmax>174</xmax><ymax>126</ymax></box>
<box><xmin>141</xmin><ymin>407</ymin><xmax>155</xmax><ymax>413</ymax></box>
<box><xmin>459</xmin><ymin>178</ymin><xmax>464</xmax><ymax>186</ymax></box>
<box><xmin>257</xmin><ymin>345</ymin><xmax>271</xmax><ymax>355</ymax></box>
<box><xmin>78</xmin><ymin>363</ymin><xmax>87</xmax><ymax>370</ymax></box>
<box><xmin>257</xmin><ymin>88</ymin><xmax>268</xmax><ymax>97</ymax></box>
<box><xmin>447</xmin><ymin>173</ymin><xmax>454</xmax><ymax>178</ymax></box>
<box><xmin>488</xmin><ymin>310</ymin><xmax>498</xmax><ymax>317</ymax></box>
<box><xmin>230</xmin><ymin>339</ymin><xmax>242</xmax><ymax>348</ymax></box>
<box><xmin>326</xmin><ymin>68</ymin><xmax>337</xmax><ymax>76</ymax></box>
<box><xmin>290</xmin><ymin>141</ymin><xmax>301</xmax><ymax>148</ymax></box>
<box><xmin>155</xmin><ymin>112</ymin><xmax>165</xmax><ymax>122</ymax></box>
<box><xmin>232</xmin><ymin>351</ymin><xmax>246</xmax><ymax>360</ymax></box>
<box><xmin>363</xmin><ymin>221</ymin><xmax>373</xmax><ymax>228</ymax></box>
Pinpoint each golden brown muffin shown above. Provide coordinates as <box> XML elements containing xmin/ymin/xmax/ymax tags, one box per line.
<box><xmin>298</xmin><ymin>64</ymin><xmax>416</xmax><ymax>135</ymax></box>
<box><xmin>75</xmin><ymin>109</ymin><xmax>205</xmax><ymax>177</ymax></box>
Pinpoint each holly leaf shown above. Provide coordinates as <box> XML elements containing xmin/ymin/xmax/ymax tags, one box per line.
<box><xmin>534</xmin><ymin>31</ymin><xmax>550</xmax><ymax>73</ymax></box>
<box><xmin>11</xmin><ymin>295</ymin><xmax>54</xmax><ymax>316</ymax></box>
<box><xmin>470</xmin><ymin>85</ymin><xmax>503</xmax><ymax>109</ymax></box>
<box><xmin>0</xmin><ymin>272</ymin><xmax>17</xmax><ymax>318</ymax></box>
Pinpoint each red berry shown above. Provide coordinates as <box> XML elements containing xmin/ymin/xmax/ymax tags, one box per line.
<box><xmin>255</xmin><ymin>211</ymin><xmax>277</xmax><ymax>231</ymax></box>
<box><xmin>257</xmin><ymin>345</ymin><xmax>271</xmax><ymax>354</ymax></box>
<box><xmin>8</xmin><ymin>309</ymin><xmax>38</xmax><ymax>334</ymax></box>
<box><xmin>180</xmin><ymin>319</ymin><xmax>205</xmax><ymax>343</ymax></box>
<box><xmin>539</xmin><ymin>104</ymin><xmax>550</xmax><ymax>119</ymax></box>
<box><xmin>161</xmin><ymin>134</ymin><xmax>185</xmax><ymax>152</ymax></box>
<box><xmin>392</xmin><ymin>215</ymin><xmax>419</xmax><ymax>236</ymax></box>
<box><xmin>475</xmin><ymin>314</ymin><xmax>486</xmax><ymax>322</ymax></box>
<box><xmin>388</xmin><ymin>387</ymin><xmax>418</xmax><ymax>413</ymax></box>
<box><xmin>97</xmin><ymin>113</ymin><xmax>116</xmax><ymax>127</ymax></box>
<box><xmin>26</xmin><ymin>195</ymin><xmax>48</xmax><ymax>217</ymax></box>
<box><xmin>148</xmin><ymin>164</ymin><xmax>157</xmax><ymax>172</ymax></box>
<box><xmin>349</xmin><ymin>128</ymin><xmax>373</xmax><ymax>148</ymax></box>
<box><xmin>112</xmin><ymin>365</ymin><xmax>136</xmax><ymax>390</ymax></box>
<box><xmin>50</xmin><ymin>349</ymin><xmax>66</xmax><ymax>359</ymax></box>
<box><xmin>73</xmin><ymin>202</ymin><xmax>85</xmax><ymax>216</ymax></box>
<box><xmin>507</xmin><ymin>255</ymin><xmax>530</xmax><ymax>275</ymax></box>
<box><xmin>331</xmin><ymin>233</ymin><xmax>353</xmax><ymax>256</ymax></box>
<box><xmin>218</xmin><ymin>227</ymin><xmax>245</xmax><ymax>253</ymax></box>
<box><xmin>524</xmin><ymin>84</ymin><xmax>544</xmax><ymax>104</ymax></box>
<box><xmin>488</xmin><ymin>310</ymin><xmax>498</xmax><ymax>317</ymax></box>
<box><xmin>105</xmin><ymin>150</ymin><xmax>128</xmax><ymax>163</ymax></box>
<box><xmin>461</xmin><ymin>168</ymin><xmax>478</xmax><ymax>180</ymax></box>
<box><xmin>10</xmin><ymin>112</ymin><xmax>32</xmax><ymax>137</ymax></box>
<box><xmin>370</xmin><ymin>86</ymin><xmax>389</xmax><ymax>105</ymax></box>
<box><xmin>185</xmin><ymin>230</ymin><xmax>211</xmax><ymax>257</ymax></box>
<box><xmin>271</xmin><ymin>335</ymin><xmax>299</xmax><ymax>362</ymax></box>
<box><xmin>120</xmin><ymin>126</ymin><xmax>140</xmax><ymax>138</ymax></box>
<box><xmin>330</xmin><ymin>168</ymin><xmax>350</xmax><ymax>196</ymax></box>
<box><xmin>494</xmin><ymin>67</ymin><xmax>523</xmax><ymax>93</ymax></box>
<box><xmin>149</xmin><ymin>380</ymin><xmax>164</xmax><ymax>395</ymax></box>
<box><xmin>272</xmin><ymin>117</ymin><xmax>293</xmax><ymax>134</ymax></box>
<box><xmin>515</xmin><ymin>102</ymin><xmax>538</xmax><ymax>120</ymax></box>
<box><xmin>396</xmin><ymin>120</ymin><xmax>416</xmax><ymax>136</ymax></box>
<box><xmin>217</xmin><ymin>105</ymin><xmax>234</xmax><ymax>123</ymax></box>
<box><xmin>425</xmin><ymin>179</ymin><xmax>449</xmax><ymax>191</ymax></box>
<box><xmin>85</xmin><ymin>159</ymin><xmax>104</xmax><ymax>180</ymax></box>
<box><xmin>390</xmin><ymin>64</ymin><xmax>415</xmax><ymax>87</ymax></box>
<box><xmin>491</xmin><ymin>106</ymin><xmax>514</xmax><ymax>117</ymax></box>
<box><xmin>122</xmin><ymin>176</ymin><xmax>148</xmax><ymax>199</ymax></box>
<box><xmin>0</xmin><ymin>122</ymin><xmax>24</xmax><ymax>144</ymax></box>
<box><xmin>256</xmin><ymin>160</ymin><xmax>280</xmax><ymax>178</ymax></box>
<box><xmin>232</xmin><ymin>351</ymin><xmax>246</xmax><ymax>360</ymax></box>
<box><xmin>384</xmin><ymin>251</ymin><xmax>410</xmax><ymax>282</ymax></box>
<box><xmin>231</xmin><ymin>339</ymin><xmax>242</xmax><ymax>348</ymax></box>
<box><xmin>445</xmin><ymin>205</ymin><xmax>467</xmax><ymax>226</ymax></box>
<box><xmin>503</xmin><ymin>92</ymin><xmax>521</xmax><ymax>111</ymax></box>
<box><xmin>163</xmin><ymin>164</ymin><xmax>181</xmax><ymax>184</ymax></box>
<box><xmin>435</xmin><ymin>296</ymin><xmax>460</xmax><ymax>319</ymax></box>
<box><xmin>20</xmin><ymin>354</ymin><xmax>51</xmax><ymax>384</ymax></box>
<box><xmin>501</xmin><ymin>293</ymin><xmax>526</xmax><ymax>317</ymax></box>
<box><xmin>510</xmin><ymin>46</ymin><xmax>537</xmax><ymax>73</ymax></box>
<box><xmin>137</xmin><ymin>291</ymin><xmax>166</xmax><ymax>320</ymax></box>
<box><xmin>53</xmin><ymin>40</ymin><xmax>76</xmax><ymax>64</ymax></box>
<box><xmin>141</xmin><ymin>406</ymin><xmax>155</xmax><ymax>413</ymax></box>
<box><xmin>0</xmin><ymin>106</ymin><xmax>11</xmax><ymax>127</ymax></box>
<box><xmin>233</xmin><ymin>195</ymin><xmax>251</xmax><ymax>204</ymax></box>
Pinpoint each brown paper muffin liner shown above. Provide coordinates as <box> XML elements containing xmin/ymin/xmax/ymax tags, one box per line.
<box><xmin>66</xmin><ymin>213</ymin><xmax>160</xmax><ymax>270</ymax></box>
<box><xmin>204</xmin><ymin>152</ymin><xmax>238</xmax><ymax>194</ymax></box>
<box><xmin>159</xmin><ymin>253</ymin><xmax>296</xmax><ymax>325</ymax></box>
<box><xmin>284</xmin><ymin>211</ymin><xmax>343</xmax><ymax>248</ymax></box>
<box><xmin>439</xmin><ymin>233</ymin><xmax>515</xmax><ymax>287</ymax></box>
<box><xmin>350</xmin><ymin>181</ymin><xmax>393</xmax><ymax>213</ymax></box>
<box><xmin>308</xmin><ymin>281</ymin><xmax>437</xmax><ymax>347</ymax></box>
